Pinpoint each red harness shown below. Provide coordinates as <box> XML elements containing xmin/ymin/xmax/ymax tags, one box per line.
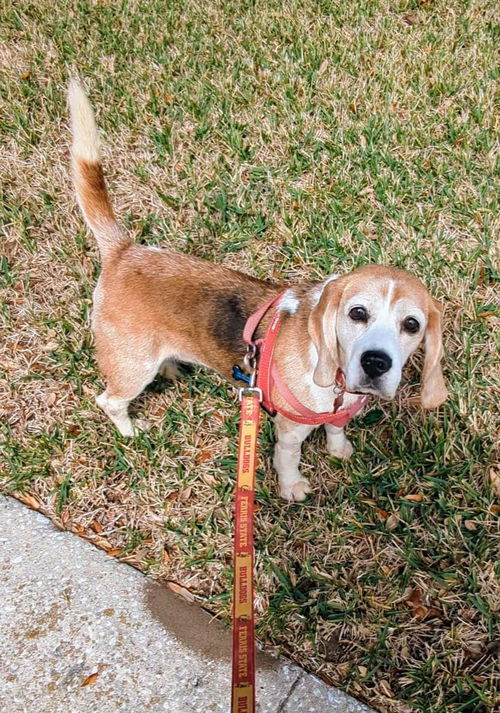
<box><xmin>242</xmin><ymin>292</ymin><xmax>368</xmax><ymax>425</ymax></box>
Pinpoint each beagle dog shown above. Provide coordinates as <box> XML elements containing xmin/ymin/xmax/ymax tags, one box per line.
<box><xmin>68</xmin><ymin>81</ymin><xmax>448</xmax><ymax>501</ymax></box>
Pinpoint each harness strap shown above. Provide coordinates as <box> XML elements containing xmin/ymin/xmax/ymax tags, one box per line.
<box><xmin>242</xmin><ymin>293</ymin><xmax>284</xmax><ymax>346</ymax></box>
<box><xmin>270</xmin><ymin>365</ymin><xmax>363</xmax><ymax>426</ymax></box>
<box><xmin>243</xmin><ymin>293</ymin><xmax>368</xmax><ymax>425</ymax></box>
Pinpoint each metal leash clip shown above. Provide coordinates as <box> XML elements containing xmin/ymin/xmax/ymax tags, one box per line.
<box><xmin>238</xmin><ymin>344</ymin><xmax>263</xmax><ymax>402</ymax></box>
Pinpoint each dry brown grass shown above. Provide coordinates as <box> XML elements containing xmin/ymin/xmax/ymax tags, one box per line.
<box><xmin>1</xmin><ymin>1</ymin><xmax>499</xmax><ymax>711</ymax></box>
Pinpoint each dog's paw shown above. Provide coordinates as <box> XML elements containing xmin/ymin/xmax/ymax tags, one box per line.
<box><xmin>280</xmin><ymin>478</ymin><xmax>312</xmax><ymax>502</ymax></box>
<box><xmin>327</xmin><ymin>437</ymin><xmax>353</xmax><ymax>461</ymax></box>
<box><xmin>115</xmin><ymin>419</ymin><xmax>151</xmax><ymax>438</ymax></box>
<box><xmin>116</xmin><ymin>421</ymin><xmax>135</xmax><ymax>437</ymax></box>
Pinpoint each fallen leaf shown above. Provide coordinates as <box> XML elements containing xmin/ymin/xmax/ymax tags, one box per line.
<box><xmin>15</xmin><ymin>492</ymin><xmax>41</xmax><ymax>510</ymax></box>
<box><xmin>386</xmin><ymin>513</ymin><xmax>399</xmax><ymax>530</ymax></box>
<box><xmin>489</xmin><ymin>467</ymin><xmax>500</xmax><ymax>497</ymax></box>
<box><xmin>465</xmin><ymin>641</ymin><xmax>483</xmax><ymax>658</ymax></box>
<box><xmin>406</xmin><ymin>588</ymin><xmax>423</xmax><ymax>604</ymax></box>
<box><xmin>202</xmin><ymin>474</ymin><xmax>217</xmax><ymax>487</ymax></box>
<box><xmin>405</xmin><ymin>588</ymin><xmax>429</xmax><ymax>619</ymax></box>
<box><xmin>167</xmin><ymin>581</ymin><xmax>196</xmax><ymax>602</ymax></box>
<box><xmin>477</xmin><ymin>310</ymin><xmax>495</xmax><ymax>318</ymax></box>
<box><xmin>81</xmin><ymin>672</ymin><xmax>99</xmax><ymax>686</ymax></box>
<box><xmin>179</xmin><ymin>486</ymin><xmax>192</xmax><ymax>502</ymax></box>
<box><xmin>337</xmin><ymin>662</ymin><xmax>351</xmax><ymax>677</ymax></box>
<box><xmin>318</xmin><ymin>58</ymin><xmax>328</xmax><ymax>75</ymax></box>
<box><xmin>464</xmin><ymin>520</ymin><xmax>477</xmax><ymax>531</ymax></box>
<box><xmin>93</xmin><ymin>537</ymin><xmax>112</xmax><ymax>551</ymax></box>
<box><xmin>195</xmin><ymin>449</ymin><xmax>215</xmax><ymax>464</ymax></box>
<box><xmin>106</xmin><ymin>549</ymin><xmax>123</xmax><ymax>557</ymax></box>
<box><xmin>405</xmin><ymin>588</ymin><xmax>440</xmax><ymax>620</ymax></box>
<box><xmin>403</xmin><ymin>12</ymin><xmax>419</xmax><ymax>25</ymax></box>
<box><xmin>403</xmin><ymin>493</ymin><xmax>424</xmax><ymax>502</ymax></box>
<box><xmin>491</xmin><ymin>504</ymin><xmax>500</xmax><ymax>514</ymax></box>
<box><xmin>163</xmin><ymin>550</ymin><xmax>171</xmax><ymax>563</ymax></box>
<box><xmin>379</xmin><ymin>679</ymin><xmax>394</xmax><ymax>697</ymax></box>
<box><xmin>91</xmin><ymin>520</ymin><xmax>103</xmax><ymax>533</ymax></box>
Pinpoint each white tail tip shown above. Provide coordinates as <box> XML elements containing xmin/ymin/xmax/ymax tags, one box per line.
<box><xmin>68</xmin><ymin>79</ymin><xmax>100</xmax><ymax>163</ymax></box>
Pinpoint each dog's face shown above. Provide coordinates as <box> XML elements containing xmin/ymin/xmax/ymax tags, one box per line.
<box><xmin>308</xmin><ymin>266</ymin><xmax>448</xmax><ymax>408</ymax></box>
<box><xmin>338</xmin><ymin>277</ymin><xmax>429</xmax><ymax>399</ymax></box>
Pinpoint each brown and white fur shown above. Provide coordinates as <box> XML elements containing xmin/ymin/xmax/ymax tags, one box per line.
<box><xmin>68</xmin><ymin>81</ymin><xmax>448</xmax><ymax>501</ymax></box>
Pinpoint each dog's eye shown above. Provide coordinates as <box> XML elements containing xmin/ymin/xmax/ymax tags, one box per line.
<box><xmin>403</xmin><ymin>316</ymin><xmax>420</xmax><ymax>334</ymax></box>
<box><xmin>349</xmin><ymin>306</ymin><xmax>368</xmax><ymax>322</ymax></box>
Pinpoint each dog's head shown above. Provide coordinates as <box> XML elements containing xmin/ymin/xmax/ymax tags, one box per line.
<box><xmin>308</xmin><ymin>266</ymin><xmax>448</xmax><ymax>408</ymax></box>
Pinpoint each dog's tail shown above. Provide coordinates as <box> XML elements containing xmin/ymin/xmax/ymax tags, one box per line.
<box><xmin>68</xmin><ymin>80</ymin><xmax>131</xmax><ymax>261</ymax></box>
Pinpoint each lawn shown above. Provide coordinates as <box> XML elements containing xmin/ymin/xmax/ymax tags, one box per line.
<box><xmin>1</xmin><ymin>0</ymin><xmax>499</xmax><ymax>711</ymax></box>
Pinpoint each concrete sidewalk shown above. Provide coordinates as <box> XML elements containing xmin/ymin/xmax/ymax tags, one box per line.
<box><xmin>0</xmin><ymin>496</ymin><xmax>373</xmax><ymax>713</ymax></box>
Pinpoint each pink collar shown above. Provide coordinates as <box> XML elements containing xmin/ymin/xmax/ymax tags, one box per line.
<box><xmin>242</xmin><ymin>293</ymin><xmax>369</xmax><ymax>426</ymax></box>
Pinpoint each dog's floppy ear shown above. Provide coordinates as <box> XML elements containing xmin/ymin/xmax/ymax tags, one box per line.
<box><xmin>420</xmin><ymin>299</ymin><xmax>448</xmax><ymax>408</ymax></box>
<box><xmin>308</xmin><ymin>279</ymin><xmax>344</xmax><ymax>387</ymax></box>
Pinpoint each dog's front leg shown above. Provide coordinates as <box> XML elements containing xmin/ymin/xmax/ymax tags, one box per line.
<box><xmin>273</xmin><ymin>416</ymin><xmax>315</xmax><ymax>502</ymax></box>
<box><xmin>325</xmin><ymin>424</ymin><xmax>353</xmax><ymax>460</ymax></box>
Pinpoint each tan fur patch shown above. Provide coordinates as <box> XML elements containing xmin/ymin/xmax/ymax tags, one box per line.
<box><xmin>76</xmin><ymin>159</ymin><xmax>115</xmax><ymax>226</ymax></box>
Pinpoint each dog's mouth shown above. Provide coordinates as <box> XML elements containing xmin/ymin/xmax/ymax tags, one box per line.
<box><xmin>344</xmin><ymin>362</ymin><xmax>401</xmax><ymax>400</ymax></box>
<box><xmin>347</xmin><ymin>381</ymin><xmax>396</xmax><ymax>400</ymax></box>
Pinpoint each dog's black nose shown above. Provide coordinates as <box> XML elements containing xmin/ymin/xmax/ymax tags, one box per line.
<box><xmin>360</xmin><ymin>350</ymin><xmax>392</xmax><ymax>378</ymax></box>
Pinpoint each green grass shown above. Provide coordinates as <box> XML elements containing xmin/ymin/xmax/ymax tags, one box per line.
<box><xmin>1</xmin><ymin>1</ymin><xmax>499</xmax><ymax>711</ymax></box>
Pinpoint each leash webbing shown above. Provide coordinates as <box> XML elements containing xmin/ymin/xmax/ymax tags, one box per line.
<box><xmin>231</xmin><ymin>391</ymin><xmax>260</xmax><ymax>713</ymax></box>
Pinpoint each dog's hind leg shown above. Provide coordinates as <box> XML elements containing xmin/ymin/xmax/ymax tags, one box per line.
<box><xmin>97</xmin><ymin>374</ymin><xmax>157</xmax><ymax>437</ymax></box>
<box><xmin>95</xmin><ymin>348</ymin><xmax>161</xmax><ymax>437</ymax></box>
